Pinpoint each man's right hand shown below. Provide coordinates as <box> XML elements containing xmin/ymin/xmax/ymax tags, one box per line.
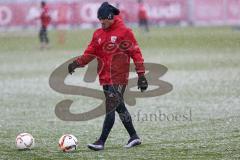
<box><xmin>68</xmin><ymin>61</ymin><xmax>79</xmax><ymax>74</ymax></box>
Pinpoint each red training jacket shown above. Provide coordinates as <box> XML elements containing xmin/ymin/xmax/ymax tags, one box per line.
<box><xmin>138</xmin><ymin>3</ymin><xmax>148</xmax><ymax>20</ymax></box>
<box><xmin>75</xmin><ymin>15</ymin><xmax>145</xmax><ymax>85</ymax></box>
<box><xmin>40</xmin><ymin>6</ymin><xmax>51</xmax><ymax>28</ymax></box>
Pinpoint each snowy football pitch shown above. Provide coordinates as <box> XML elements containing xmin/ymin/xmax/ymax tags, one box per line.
<box><xmin>0</xmin><ymin>27</ymin><xmax>240</xmax><ymax>159</ymax></box>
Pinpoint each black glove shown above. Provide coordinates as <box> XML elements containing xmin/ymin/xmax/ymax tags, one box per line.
<box><xmin>68</xmin><ymin>61</ymin><xmax>79</xmax><ymax>74</ymax></box>
<box><xmin>138</xmin><ymin>75</ymin><xmax>148</xmax><ymax>92</ymax></box>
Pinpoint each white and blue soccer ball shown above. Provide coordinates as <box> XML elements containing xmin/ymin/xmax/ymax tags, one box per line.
<box><xmin>16</xmin><ymin>133</ymin><xmax>35</xmax><ymax>150</ymax></box>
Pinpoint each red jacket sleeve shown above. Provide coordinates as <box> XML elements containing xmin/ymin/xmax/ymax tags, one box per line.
<box><xmin>75</xmin><ymin>33</ymin><xmax>97</xmax><ymax>67</ymax></box>
<box><xmin>126</xmin><ymin>29</ymin><xmax>145</xmax><ymax>76</ymax></box>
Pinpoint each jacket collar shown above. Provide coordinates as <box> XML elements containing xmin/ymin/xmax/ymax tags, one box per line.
<box><xmin>103</xmin><ymin>15</ymin><xmax>124</xmax><ymax>32</ymax></box>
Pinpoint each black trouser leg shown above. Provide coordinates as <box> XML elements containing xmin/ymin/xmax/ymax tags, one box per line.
<box><xmin>99</xmin><ymin>110</ymin><xmax>115</xmax><ymax>143</ymax></box>
<box><xmin>116</xmin><ymin>102</ymin><xmax>137</xmax><ymax>138</ymax></box>
<box><xmin>139</xmin><ymin>19</ymin><xmax>149</xmax><ymax>32</ymax></box>
<box><xmin>144</xmin><ymin>20</ymin><xmax>149</xmax><ymax>32</ymax></box>
<box><xmin>39</xmin><ymin>26</ymin><xmax>49</xmax><ymax>44</ymax></box>
<box><xmin>99</xmin><ymin>85</ymin><xmax>118</xmax><ymax>143</ymax></box>
<box><xmin>39</xmin><ymin>27</ymin><xmax>44</xmax><ymax>43</ymax></box>
<box><xmin>44</xmin><ymin>29</ymin><xmax>49</xmax><ymax>44</ymax></box>
<box><xmin>99</xmin><ymin>85</ymin><xmax>137</xmax><ymax>143</ymax></box>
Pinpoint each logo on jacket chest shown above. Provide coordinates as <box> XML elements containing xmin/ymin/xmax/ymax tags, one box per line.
<box><xmin>110</xmin><ymin>36</ymin><xmax>117</xmax><ymax>43</ymax></box>
<box><xmin>100</xmin><ymin>36</ymin><xmax>119</xmax><ymax>53</ymax></box>
<box><xmin>98</xmin><ymin>36</ymin><xmax>117</xmax><ymax>45</ymax></box>
<box><xmin>98</xmin><ymin>38</ymin><xmax>102</xmax><ymax>44</ymax></box>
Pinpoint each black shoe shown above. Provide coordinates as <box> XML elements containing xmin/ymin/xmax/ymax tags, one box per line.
<box><xmin>87</xmin><ymin>140</ymin><xmax>104</xmax><ymax>151</ymax></box>
<box><xmin>124</xmin><ymin>136</ymin><xmax>141</xmax><ymax>148</ymax></box>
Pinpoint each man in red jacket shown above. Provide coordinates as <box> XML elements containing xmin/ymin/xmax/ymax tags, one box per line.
<box><xmin>68</xmin><ymin>2</ymin><xmax>148</xmax><ymax>151</ymax></box>
<box><xmin>39</xmin><ymin>1</ymin><xmax>51</xmax><ymax>49</ymax></box>
<box><xmin>138</xmin><ymin>0</ymin><xmax>149</xmax><ymax>32</ymax></box>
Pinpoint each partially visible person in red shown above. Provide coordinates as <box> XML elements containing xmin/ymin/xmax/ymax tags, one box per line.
<box><xmin>39</xmin><ymin>1</ymin><xmax>51</xmax><ymax>49</ymax></box>
<box><xmin>68</xmin><ymin>2</ymin><xmax>148</xmax><ymax>151</ymax></box>
<box><xmin>56</xmin><ymin>4</ymin><xmax>68</xmax><ymax>45</ymax></box>
<box><xmin>138</xmin><ymin>0</ymin><xmax>149</xmax><ymax>32</ymax></box>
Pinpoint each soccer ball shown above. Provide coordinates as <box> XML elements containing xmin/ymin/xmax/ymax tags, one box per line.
<box><xmin>16</xmin><ymin>133</ymin><xmax>35</xmax><ymax>150</ymax></box>
<box><xmin>58</xmin><ymin>134</ymin><xmax>78</xmax><ymax>152</ymax></box>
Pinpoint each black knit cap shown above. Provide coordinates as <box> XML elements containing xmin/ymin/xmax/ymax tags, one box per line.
<box><xmin>97</xmin><ymin>2</ymin><xmax>120</xmax><ymax>20</ymax></box>
<box><xmin>41</xmin><ymin>1</ymin><xmax>46</xmax><ymax>7</ymax></box>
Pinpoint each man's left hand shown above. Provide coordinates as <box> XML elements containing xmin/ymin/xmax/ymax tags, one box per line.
<box><xmin>138</xmin><ymin>75</ymin><xmax>148</xmax><ymax>92</ymax></box>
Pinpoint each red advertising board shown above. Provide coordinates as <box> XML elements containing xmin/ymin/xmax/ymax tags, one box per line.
<box><xmin>144</xmin><ymin>0</ymin><xmax>187</xmax><ymax>23</ymax></box>
<box><xmin>193</xmin><ymin>0</ymin><xmax>225</xmax><ymax>24</ymax></box>
<box><xmin>193</xmin><ymin>0</ymin><xmax>240</xmax><ymax>25</ymax></box>
<box><xmin>226</xmin><ymin>0</ymin><xmax>240</xmax><ymax>24</ymax></box>
<box><xmin>0</xmin><ymin>0</ymin><xmax>187</xmax><ymax>27</ymax></box>
<box><xmin>1</xmin><ymin>0</ymin><xmax>240</xmax><ymax>27</ymax></box>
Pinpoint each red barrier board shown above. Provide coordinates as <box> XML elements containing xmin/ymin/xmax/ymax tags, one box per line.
<box><xmin>0</xmin><ymin>0</ymin><xmax>188</xmax><ymax>27</ymax></box>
